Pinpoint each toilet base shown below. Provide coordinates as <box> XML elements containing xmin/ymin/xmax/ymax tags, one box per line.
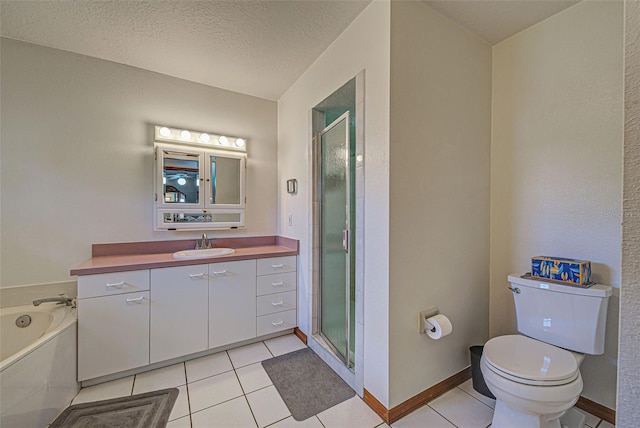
<box><xmin>491</xmin><ymin>400</ymin><xmax>565</xmax><ymax>428</ymax></box>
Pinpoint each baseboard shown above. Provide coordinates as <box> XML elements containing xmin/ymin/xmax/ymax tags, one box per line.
<box><xmin>293</xmin><ymin>327</ymin><xmax>307</xmax><ymax>344</ymax></box>
<box><xmin>576</xmin><ymin>396</ymin><xmax>615</xmax><ymax>425</ymax></box>
<box><xmin>363</xmin><ymin>366</ymin><xmax>472</xmax><ymax>424</ymax></box>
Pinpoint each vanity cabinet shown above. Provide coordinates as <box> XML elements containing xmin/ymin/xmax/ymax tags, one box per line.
<box><xmin>76</xmin><ymin>255</ymin><xmax>296</xmax><ymax>381</ymax></box>
<box><xmin>150</xmin><ymin>264</ymin><xmax>209</xmax><ymax>364</ymax></box>
<box><xmin>209</xmin><ymin>260</ymin><xmax>257</xmax><ymax>348</ymax></box>
<box><xmin>77</xmin><ymin>270</ymin><xmax>150</xmax><ymax>381</ymax></box>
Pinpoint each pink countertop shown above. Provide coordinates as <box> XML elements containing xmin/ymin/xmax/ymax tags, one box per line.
<box><xmin>70</xmin><ymin>236</ymin><xmax>298</xmax><ymax>276</ymax></box>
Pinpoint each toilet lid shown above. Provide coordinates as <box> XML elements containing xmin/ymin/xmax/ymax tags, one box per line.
<box><xmin>484</xmin><ymin>335</ymin><xmax>579</xmax><ymax>386</ymax></box>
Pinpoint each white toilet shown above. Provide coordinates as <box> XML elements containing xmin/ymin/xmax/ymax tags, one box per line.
<box><xmin>481</xmin><ymin>274</ymin><xmax>611</xmax><ymax>428</ymax></box>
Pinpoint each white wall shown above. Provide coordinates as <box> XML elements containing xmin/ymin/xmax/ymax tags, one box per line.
<box><xmin>490</xmin><ymin>1</ymin><xmax>623</xmax><ymax>409</ymax></box>
<box><xmin>0</xmin><ymin>38</ymin><xmax>277</xmax><ymax>288</ymax></box>
<box><xmin>388</xmin><ymin>2</ymin><xmax>492</xmax><ymax>408</ymax></box>
<box><xmin>277</xmin><ymin>1</ymin><xmax>391</xmax><ymax>406</ymax></box>
<box><xmin>619</xmin><ymin>1</ymin><xmax>640</xmax><ymax>425</ymax></box>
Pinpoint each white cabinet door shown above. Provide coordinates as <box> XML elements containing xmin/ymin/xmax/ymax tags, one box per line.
<box><xmin>150</xmin><ymin>264</ymin><xmax>209</xmax><ymax>363</ymax></box>
<box><xmin>209</xmin><ymin>260</ymin><xmax>257</xmax><ymax>348</ymax></box>
<box><xmin>78</xmin><ymin>292</ymin><xmax>149</xmax><ymax>381</ymax></box>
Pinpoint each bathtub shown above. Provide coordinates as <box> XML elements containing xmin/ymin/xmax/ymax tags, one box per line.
<box><xmin>0</xmin><ymin>303</ymin><xmax>79</xmax><ymax>427</ymax></box>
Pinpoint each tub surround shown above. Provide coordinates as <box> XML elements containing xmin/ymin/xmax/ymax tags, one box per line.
<box><xmin>70</xmin><ymin>236</ymin><xmax>298</xmax><ymax>275</ymax></box>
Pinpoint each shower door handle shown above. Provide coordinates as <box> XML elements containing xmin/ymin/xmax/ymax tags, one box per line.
<box><xmin>342</xmin><ymin>230</ymin><xmax>349</xmax><ymax>253</ymax></box>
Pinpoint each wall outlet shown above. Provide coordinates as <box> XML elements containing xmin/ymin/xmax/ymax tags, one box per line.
<box><xmin>288</xmin><ymin>213</ymin><xmax>293</xmax><ymax>226</ymax></box>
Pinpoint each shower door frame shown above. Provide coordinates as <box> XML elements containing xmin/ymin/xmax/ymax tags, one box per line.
<box><xmin>316</xmin><ymin>111</ymin><xmax>352</xmax><ymax>368</ymax></box>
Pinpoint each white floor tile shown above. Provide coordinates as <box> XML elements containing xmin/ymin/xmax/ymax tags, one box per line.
<box><xmin>188</xmin><ymin>370</ymin><xmax>244</xmax><ymax>413</ymax></box>
<box><xmin>598</xmin><ymin>420</ymin><xmax>615</xmax><ymax>428</ymax></box>
<box><xmin>268</xmin><ymin>415</ymin><xmax>324</xmax><ymax>427</ymax></box>
<box><xmin>246</xmin><ymin>385</ymin><xmax>291</xmax><ymax>427</ymax></box>
<box><xmin>133</xmin><ymin>363</ymin><xmax>186</xmax><ymax>394</ymax></box>
<box><xmin>236</xmin><ymin>362</ymin><xmax>273</xmax><ymax>393</ymax></box>
<box><xmin>191</xmin><ymin>396</ymin><xmax>257</xmax><ymax>428</ymax></box>
<box><xmin>392</xmin><ymin>405</ymin><xmax>455</xmax><ymax>428</ymax></box>
<box><xmin>317</xmin><ymin>396</ymin><xmax>383</xmax><ymax>428</ymax></box>
<box><xmin>228</xmin><ymin>342</ymin><xmax>274</xmax><ymax>368</ymax></box>
<box><xmin>169</xmin><ymin>385</ymin><xmax>190</xmax><ymax>422</ymax></box>
<box><xmin>582</xmin><ymin>409</ymin><xmax>601</xmax><ymax>428</ymax></box>
<box><xmin>264</xmin><ymin>334</ymin><xmax>307</xmax><ymax>357</ymax></box>
<box><xmin>72</xmin><ymin>376</ymin><xmax>133</xmax><ymax>405</ymax></box>
<box><xmin>428</xmin><ymin>388</ymin><xmax>494</xmax><ymax>428</ymax></box>
<box><xmin>185</xmin><ymin>351</ymin><xmax>233</xmax><ymax>383</ymax></box>
<box><xmin>457</xmin><ymin>378</ymin><xmax>496</xmax><ymax>409</ymax></box>
<box><xmin>166</xmin><ymin>415</ymin><xmax>192</xmax><ymax>428</ymax></box>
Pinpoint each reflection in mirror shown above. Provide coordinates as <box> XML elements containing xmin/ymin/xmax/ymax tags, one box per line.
<box><xmin>163</xmin><ymin>154</ymin><xmax>200</xmax><ymax>204</ymax></box>
<box><xmin>162</xmin><ymin>212</ymin><xmax>242</xmax><ymax>224</ymax></box>
<box><xmin>210</xmin><ymin>156</ymin><xmax>241</xmax><ymax>205</ymax></box>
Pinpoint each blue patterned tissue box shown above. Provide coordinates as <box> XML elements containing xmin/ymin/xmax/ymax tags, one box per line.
<box><xmin>531</xmin><ymin>256</ymin><xmax>591</xmax><ymax>286</ymax></box>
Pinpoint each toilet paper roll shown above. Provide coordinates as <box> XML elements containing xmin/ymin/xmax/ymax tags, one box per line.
<box><xmin>426</xmin><ymin>314</ymin><xmax>453</xmax><ymax>340</ymax></box>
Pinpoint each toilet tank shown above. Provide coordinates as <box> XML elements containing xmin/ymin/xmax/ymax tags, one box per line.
<box><xmin>508</xmin><ymin>274</ymin><xmax>612</xmax><ymax>354</ymax></box>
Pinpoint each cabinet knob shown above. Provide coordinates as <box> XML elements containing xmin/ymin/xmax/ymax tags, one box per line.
<box><xmin>212</xmin><ymin>270</ymin><xmax>228</xmax><ymax>276</ymax></box>
<box><xmin>271</xmin><ymin>320</ymin><xmax>284</xmax><ymax>326</ymax></box>
<box><xmin>126</xmin><ymin>296</ymin><xmax>144</xmax><ymax>304</ymax></box>
<box><xmin>271</xmin><ymin>264</ymin><xmax>284</xmax><ymax>269</ymax></box>
<box><xmin>189</xmin><ymin>273</ymin><xmax>206</xmax><ymax>279</ymax></box>
<box><xmin>271</xmin><ymin>301</ymin><xmax>284</xmax><ymax>306</ymax></box>
<box><xmin>271</xmin><ymin>281</ymin><xmax>284</xmax><ymax>287</ymax></box>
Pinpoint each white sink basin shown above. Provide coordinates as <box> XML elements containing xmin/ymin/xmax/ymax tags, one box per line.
<box><xmin>172</xmin><ymin>248</ymin><xmax>235</xmax><ymax>259</ymax></box>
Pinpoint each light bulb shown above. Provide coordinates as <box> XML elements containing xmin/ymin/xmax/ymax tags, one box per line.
<box><xmin>177</xmin><ymin>177</ymin><xmax>186</xmax><ymax>186</ymax></box>
<box><xmin>218</xmin><ymin>136</ymin><xmax>228</xmax><ymax>146</ymax></box>
<box><xmin>180</xmin><ymin>130</ymin><xmax>191</xmax><ymax>140</ymax></box>
<box><xmin>200</xmin><ymin>133</ymin><xmax>211</xmax><ymax>143</ymax></box>
<box><xmin>235</xmin><ymin>138</ymin><xmax>245</xmax><ymax>148</ymax></box>
<box><xmin>163</xmin><ymin>177</ymin><xmax>166</xmax><ymax>184</ymax></box>
<box><xmin>159</xmin><ymin>127</ymin><xmax>171</xmax><ymax>138</ymax></box>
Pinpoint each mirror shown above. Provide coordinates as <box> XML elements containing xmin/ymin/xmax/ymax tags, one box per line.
<box><xmin>163</xmin><ymin>154</ymin><xmax>200</xmax><ymax>204</ymax></box>
<box><xmin>210</xmin><ymin>155</ymin><xmax>241</xmax><ymax>205</ymax></box>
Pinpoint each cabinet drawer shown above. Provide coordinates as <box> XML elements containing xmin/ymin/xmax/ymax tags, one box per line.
<box><xmin>257</xmin><ymin>291</ymin><xmax>297</xmax><ymax>316</ymax></box>
<box><xmin>257</xmin><ymin>272</ymin><xmax>297</xmax><ymax>296</ymax></box>
<box><xmin>257</xmin><ymin>256</ymin><xmax>296</xmax><ymax>276</ymax></box>
<box><xmin>78</xmin><ymin>270</ymin><xmax>150</xmax><ymax>299</ymax></box>
<box><xmin>256</xmin><ymin>309</ymin><xmax>297</xmax><ymax>336</ymax></box>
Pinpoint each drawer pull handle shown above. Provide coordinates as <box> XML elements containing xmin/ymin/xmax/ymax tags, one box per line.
<box><xmin>126</xmin><ymin>296</ymin><xmax>144</xmax><ymax>304</ymax></box>
<box><xmin>212</xmin><ymin>270</ymin><xmax>228</xmax><ymax>276</ymax></box>
<box><xmin>272</xmin><ymin>320</ymin><xmax>284</xmax><ymax>326</ymax></box>
<box><xmin>271</xmin><ymin>301</ymin><xmax>284</xmax><ymax>306</ymax></box>
<box><xmin>189</xmin><ymin>273</ymin><xmax>206</xmax><ymax>279</ymax></box>
<box><xmin>106</xmin><ymin>281</ymin><xmax>125</xmax><ymax>289</ymax></box>
<box><xmin>271</xmin><ymin>264</ymin><xmax>284</xmax><ymax>269</ymax></box>
<box><xmin>271</xmin><ymin>281</ymin><xmax>284</xmax><ymax>287</ymax></box>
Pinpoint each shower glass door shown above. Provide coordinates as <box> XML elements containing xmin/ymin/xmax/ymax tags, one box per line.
<box><xmin>319</xmin><ymin>111</ymin><xmax>351</xmax><ymax>365</ymax></box>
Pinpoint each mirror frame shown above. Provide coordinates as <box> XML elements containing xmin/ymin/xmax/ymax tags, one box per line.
<box><xmin>154</xmin><ymin>142</ymin><xmax>247</xmax><ymax>230</ymax></box>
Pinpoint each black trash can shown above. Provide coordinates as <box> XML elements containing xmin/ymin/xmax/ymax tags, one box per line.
<box><xmin>469</xmin><ymin>346</ymin><xmax>495</xmax><ymax>399</ymax></box>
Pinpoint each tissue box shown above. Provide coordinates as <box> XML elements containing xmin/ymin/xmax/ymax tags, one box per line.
<box><xmin>531</xmin><ymin>256</ymin><xmax>591</xmax><ymax>286</ymax></box>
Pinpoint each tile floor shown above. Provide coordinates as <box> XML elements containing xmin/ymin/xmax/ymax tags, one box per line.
<box><xmin>68</xmin><ymin>334</ymin><xmax>613</xmax><ymax>428</ymax></box>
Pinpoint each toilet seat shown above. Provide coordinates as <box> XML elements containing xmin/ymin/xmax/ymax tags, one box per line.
<box><xmin>484</xmin><ymin>335</ymin><xmax>579</xmax><ymax>386</ymax></box>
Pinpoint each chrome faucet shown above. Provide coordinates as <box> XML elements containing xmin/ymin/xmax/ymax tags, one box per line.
<box><xmin>195</xmin><ymin>233</ymin><xmax>212</xmax><ymax>250</ymax></box>
<box><xmin>33</xmin><ymin>294</ymin><xmax>74</xmax><ymax>307</ymax></box>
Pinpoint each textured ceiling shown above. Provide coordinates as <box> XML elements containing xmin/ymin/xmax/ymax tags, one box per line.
<box><xmin>0</xmin><ymin>0</ymin><xmax>370</xmax><ymax>100</ymax></box>
<box><xmin>1</xmin><ymin>1</ymin><xmax>581</xmax><ymax>101</ymax></box>
<box><xmin>424</xmin><ymin>0</ymin><xmax>580</xmax><ymax>45</ymax></box>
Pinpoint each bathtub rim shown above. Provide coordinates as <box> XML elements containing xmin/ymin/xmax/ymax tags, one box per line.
<box><xmin>0</xmin><ymin>304</ymin><xmax>77</xmax><ymax>372</ymax></box>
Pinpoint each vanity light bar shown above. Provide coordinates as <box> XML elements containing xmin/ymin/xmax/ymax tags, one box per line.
<box><xmin>154</xmin><ymin>125</ymin><xmax>247</xmax><ymax>152</ymax></box>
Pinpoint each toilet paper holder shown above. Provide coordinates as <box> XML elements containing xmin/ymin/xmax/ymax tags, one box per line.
<box><xmin>419</xmin><ymin>306</ymin><xmax>439</xmax><ymax>333</ymax></box>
